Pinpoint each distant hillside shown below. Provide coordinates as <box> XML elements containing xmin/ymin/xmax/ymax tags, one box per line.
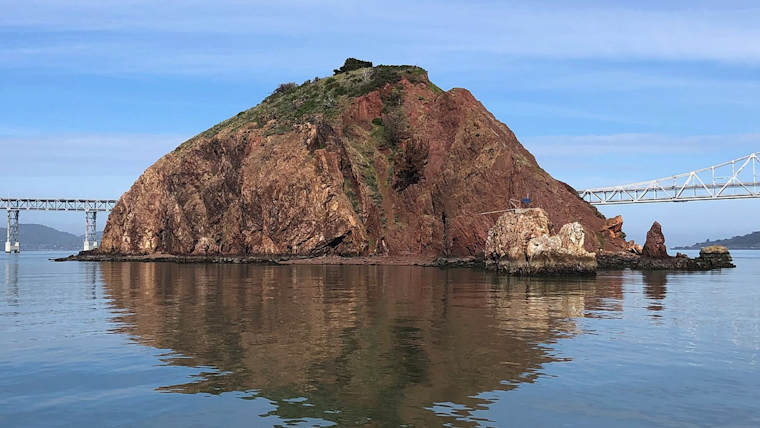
<box><xmin>0</xmin><ymin>224</ymin><xmax>103</xmax><ymax>251</ymax></box>
<box><xmin>674</xmin><ymin>231</ymin><xmax>760</xmax><ymax>250</ymax></box>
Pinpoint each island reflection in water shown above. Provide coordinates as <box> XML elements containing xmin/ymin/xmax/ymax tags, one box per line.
<box><xmin>100</xmin><ymin>263</ymin><xmax>624</xmax><ymax>427</ymax></box>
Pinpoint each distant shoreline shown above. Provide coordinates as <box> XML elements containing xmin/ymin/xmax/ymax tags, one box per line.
<box><xmin>673</xmin><ymin>247</ymin><xmax>759</xmax><ymax>251</ymax></box>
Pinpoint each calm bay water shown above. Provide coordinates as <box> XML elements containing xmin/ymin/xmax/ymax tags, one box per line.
<box><xmin>1</xmin><ymin>252</ymin><xmax>759</xmax><ymax>427</ymax></box>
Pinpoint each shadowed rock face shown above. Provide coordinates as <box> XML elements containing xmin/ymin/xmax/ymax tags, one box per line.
<box><xmin>100</xmin><ymin>65</ymin><xmax>622</xmax><ymax>258</ymax></box>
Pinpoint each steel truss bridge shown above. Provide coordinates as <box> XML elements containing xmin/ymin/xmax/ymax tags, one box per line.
<box><xmin>3</xmin><ymin>152</ymin><xmax>758</xmax><ymax>252</ymax></box>
<box><xmin>579</xmin><ymin>151</ymin><xmax>760</xmax><ymax>205</ymax></box>
<box><xmin>2</xmin><ymin>198</ymin><xmax>117</xmax><ymax>253</ymax></box>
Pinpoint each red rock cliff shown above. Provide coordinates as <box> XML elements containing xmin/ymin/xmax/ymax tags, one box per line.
<box><xmin>100</xmin><ymin>65</ymin><xmax>621</xmax><ymax>257</ymax></box>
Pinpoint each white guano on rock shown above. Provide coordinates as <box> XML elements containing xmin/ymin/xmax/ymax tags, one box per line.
<box><xmin>485</xmin><ymin>208</ymin><xmax>597</xmax><ymax>275</ymax></box>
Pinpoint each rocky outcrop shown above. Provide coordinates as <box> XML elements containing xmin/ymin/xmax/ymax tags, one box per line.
<box><xmin>98</xmin><ymin>64</ymin><xmax>626</xmax><ymax>259</ymax></box>
<box><xmin>642</xmin><ymin>222</ymin><xmax>669</xmax><ymax>258</ymax></box>
<box><xmin>602</xmin><ymin>215</ymin><xmax>624</xmax><ymax>240</ymax></box>
<box><xmin>597</xmin><ymin>244</ymin><xmax>736</xmax><ymax>270</ymax></box>
<box><xmin>623</xmin><ymin>241</ymin><xmax>643</xmax><ymax>255</ymax></box>
<box><xmin>602</xmin><ymin>215</ymin><xmax>642</xmax><ymax>254</ymax></box>
<box><xmin>696</xmin><ymin>245</ymin><xmax>735</xmax><ymax>269</ymax></box>
<box><xmin>485</xmin><ymin>208</ymin><xmax>596</xmax><ymax>275</ymax></box>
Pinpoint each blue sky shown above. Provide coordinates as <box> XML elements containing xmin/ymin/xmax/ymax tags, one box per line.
<box><xmin>1</xmin><ymin>0</ymin><xmax>759</xmax><ymax>246</ymax></box>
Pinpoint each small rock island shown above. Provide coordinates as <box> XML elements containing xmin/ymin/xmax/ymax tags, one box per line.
<box><xmin>485</xmin><ymin>208</ymin><xmax>596</xmax><ymax>275</ymax></box>
<box><xmin>65</xmin><ymin>59</ymin><xmax>735</xmax><ymax>274</ymax></box>
<box><xmin>597</xmin><ymin>221</ymin><xmax>735</xmax><ymax>271</ymax></box>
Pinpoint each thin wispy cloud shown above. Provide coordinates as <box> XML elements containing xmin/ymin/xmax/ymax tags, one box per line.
<box><xmin>491</xmin><ymin>101</ymin><xmax>646</xmax><ymax>125</ymax></box>
<box><xmin>0</xmin><ymin>134</ymin><xmax>188</xmax><ymax>176</ymax></box>
<box><xmin>525</xmin><ymin>133</ymin><xmax>760</xmax><ymax>157</ymax></box>
<box><xmin>3</xmin><ymin>1</ymin><xmax>760</xmax><ymax>78</ymax></box>
<box><xmin>523</xmin><ymin>133</ymin><xmax>760</xmax><ymax>190</ymax></box>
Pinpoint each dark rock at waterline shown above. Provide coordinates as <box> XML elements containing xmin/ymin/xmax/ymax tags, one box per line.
<box><xmin>696</xmin><ymin>245</ymin><xmax>736</xmax><ymax>269</ymax></box>
<box><xmin>597</xmin><ymin>245</ymin><xmax>735</xmax><ymax>270</ymax></box>
<box><xmin>53</xmin><ymin>252</ymin><xmax>284</xmax><ymax>265</ymax></box>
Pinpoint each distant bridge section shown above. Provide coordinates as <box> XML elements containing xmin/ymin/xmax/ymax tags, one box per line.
<box><xmin>2</xmin><ymin>198</ymin><xmax>118</xmax><ymax>253</ymax></box>
<box><xmin>1</xmin><ymin>198</ymin><xmax>117</xmax><ymax>212</ymax></box>
<box><xmin>579</xmin><ymin>151</ymin><xmax>760</xmax><ymax>205</ymax></box>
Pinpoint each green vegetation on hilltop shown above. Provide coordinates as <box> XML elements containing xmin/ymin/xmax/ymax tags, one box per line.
<box><xmin>178</xmin><ymin>59</ymin><xmax>441</xmax><ymax>211</ymax></box>
<box><xmin>194</xmin><ymin>62</ymin><xmax>436</xmax><ymax>141</ymax></box>
<box><xmin>333</xmin><ymin>58</ymin><xmax>373</xmax><ymax>75</ymax></box>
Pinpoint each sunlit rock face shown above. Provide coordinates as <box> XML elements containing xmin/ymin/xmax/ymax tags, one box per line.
<box><xmin>603</xmin><ymin>215</ymin><xmax>642</xmax><ymax>254</ymax></box>
<box><xmin>642</xmin><ymin>221</ymin><xmax>669</xmax><ymax>259</ymax></box>
<box><xmin>485</xmin><ymin>208</ymin><xmax>597</xmax><ymax>275</ymax></box>
<box><xmin>99</xmin><ymin>65</ymin><xmax>623</xmax><ymax>258</ymax></box>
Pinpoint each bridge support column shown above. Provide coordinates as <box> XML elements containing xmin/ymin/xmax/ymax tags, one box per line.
<box><xmin>83</xmin><ymin>211</ymin><xmax>98</xmax><ymax>251</ymax></box>
<box><xmin>5</xmin><ymin>210</ymin><xmax>19</xmax><ymax>253</ymax></box>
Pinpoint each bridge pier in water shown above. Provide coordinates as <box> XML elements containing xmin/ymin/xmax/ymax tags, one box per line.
<box><xmin>1</xmin><ymin>198</ymin><xmax>116</xmax><ymax>253</ymax></box>
<box><xmin>5</xmin><ymin>210</ymin><xmax>20</xmax><ymax>253</ymax></box>
<box><xmin>84</xmin><ymin>211</ymin><xmax>98</xmax><ymax>251</ymax></box>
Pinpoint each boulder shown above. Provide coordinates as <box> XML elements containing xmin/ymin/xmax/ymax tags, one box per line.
<box><xmin>602</xmin><ymin>215</ymin><xmax>624</xmax><ymax>239</ymax></box>
<box><xmin>485</xmin><ymin>208</ymin><xmax>596</xmax><ymax>275</ymax></box>
<box><xmin>695</xmin><ymin>245</ymin><xmax>735</xmax><ymax>269</ymax></box>
<box><xmin>642</xmin><ymin>221</ymin><xmax>669</xmax><ymax>259</ymax></box>
<box><xmin>602</xmin><ymin>214</ymin><xmax>642</xmax><ymax>254</ymax></box>
<box><xmin>624</xmin><ymin>240</ymin><xmax>643</xmax><ymax>255</ymax></box>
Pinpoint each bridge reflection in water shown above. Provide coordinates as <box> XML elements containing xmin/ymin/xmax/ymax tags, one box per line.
<box><xmin>100</xmin><ymin>263</ymin><xmax>625</xmax><ymax>427</ymax></box>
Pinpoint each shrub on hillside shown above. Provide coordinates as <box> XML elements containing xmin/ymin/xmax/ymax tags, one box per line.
<box><xmin>272</xmin><ymin>82</ymin><xmax>298</xmax><ymax>95</ymax></box>
<box><xmin>334</xmin><ymin>58</ymin><xmax>373</xmax><ymax>75</ymax></box>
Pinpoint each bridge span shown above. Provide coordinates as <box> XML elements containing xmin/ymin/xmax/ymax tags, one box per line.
<box><xmin>2</xmin><ymin>198</ymin><xmax>117</xmax><ymax>253</ymax></box>
<box><xmin>579</xmin><ymin>151</ymin><xmax>760</xmax><ymax>205</ymax></box>
<box><xmin>4</xmin><ymin>152</ymin><xmax>758</xmax><ymax>252</ymax></box>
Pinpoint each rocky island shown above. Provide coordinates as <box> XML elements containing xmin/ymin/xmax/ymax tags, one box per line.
<box><xmin>63</xmin><ymin>59</ymin><xmax>733</xmax><ymax>274</ymax></box>
<box><xmin>485</xmin><ymin>208</ymin><xmax>597</xmax><ymax>275</ymax></box>
<box><xmin>597</xmin><ymin>221</ymin><xmax>735</xmax><ymax>270</ymax></box>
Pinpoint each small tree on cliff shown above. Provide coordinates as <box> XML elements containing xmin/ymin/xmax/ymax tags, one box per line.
<box><xmin>334</xmin><ymin>58</ymin><xmax>373</xmax><ymax>75</ymax></box>
<box><xmin>272</xmin><ymin>82</ymin><xmax>298</xmax><ymax>95</ymax></box>
<box><xmin>384</xmin><ymin>109</ymin><xmax>407</xmax><ymax>149</ymax></box>
<box><xmin>393</xmin><ymin>138</ymin><xmax>429</xmax><ymax>192</ymax></box>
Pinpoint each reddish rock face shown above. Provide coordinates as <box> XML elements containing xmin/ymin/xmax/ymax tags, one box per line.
<box><xmin>603</xmin><ymin>215</ymin><xmax>642</xmax><ymax>254</ymax></box>
<box><xmin>99</xmin><ymin>67</ymin><xmax>625</xmax><ymax>258</ymax></box>
<box><xmin>642</xmin><ymin>221</ymin><xmax>669</xmax><ymax>259</ymax></box>
<box><xmin>602</xmin><ymin>215</ymin><xmax>624</xmax><ymax>239</ymax></box>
